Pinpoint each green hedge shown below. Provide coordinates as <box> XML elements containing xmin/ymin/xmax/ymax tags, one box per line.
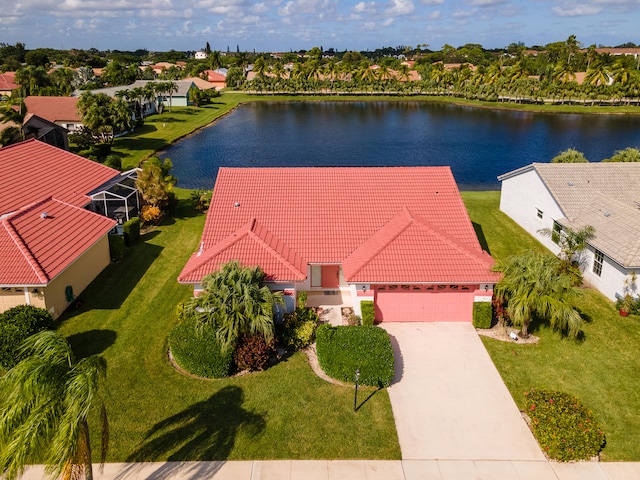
<box><xmin>123</xmin><ymin>217</ymin><xmax>141</xmax><ymax>246</ymax></box>
<box><xmin>524</xmin><ymin>388</ymin><xmax>606</xmax><ymax>461</ymax></box>
<box><xmin>0</xmin><ymin>305</ymin><xmax>54</xmax><ymax>370</ymax></box>
<box><xmin>169</xmin><ymin>317</ymin><xmax>233</xmax><ymax>378</ymax></box>
<box><xmin>108</xmin><ymin>234</ymin><xmax>126</xmax><ymax>261</ymax></box>
<box><xmin>472</xmin><ymin>301</ymin><xmax>492</xmax><ymax>329</ymax></box>
<box><xmin>360</xmin><ymin>300</ymin><xmax>375</xmax><ymax>326</ymax></box>
<box><xmin>315</xmin><ymin>324</ymin><xmax>394</xmax><ymax>387</ymax></box>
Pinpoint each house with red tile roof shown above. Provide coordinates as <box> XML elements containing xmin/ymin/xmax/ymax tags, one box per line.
<box><xmin>201</xmin><ymin>70</ymin><xmax>227</xmax><ymax>90</ymax></box>
<box><xmin>0</xmin><ymin>72</ymin><xmax>18</xmax><ymax>97</ymax></box>
<box><xmin>179</xmin><ymin>167</ymin><xmax>499</xmax><ymax>322</ymax></box>
<box><xmin>0</xmin><ymin>139</ymin><xmax>140</xmax><ymax>318</ymax></box>
<box><xmin>24</xmin><ymin>96</ymin><xmax>83</xmax><ymax>132</ymax></box>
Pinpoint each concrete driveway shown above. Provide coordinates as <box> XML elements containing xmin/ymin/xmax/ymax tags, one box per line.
<box><xmin>381</xmin><ymin>322</ymin><xmax>545</xmax><ymax>461</ymax></box>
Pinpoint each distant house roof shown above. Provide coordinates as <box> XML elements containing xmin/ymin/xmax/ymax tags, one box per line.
<box><xmin>498</xmin><ymin>162</ymin><xmax>640</xmax><ymax>267</ymax></box>
<box><xmin>179</xmin><ymin>167</ymin><xmax>497</xmax><ymax>285</ymax></box>
<box><xmin>0</xmin><ymin>72</ymin><xmax>18</xmax><ymax>92</ymax></box>
<box><xmin>0</xmin><ymin>139</ymin><xmax>120</xmax><ymax>216</ymax></box>
<box><xmin>0</xmin><ymin>197</ymin><xmax>115</xmax><ymax>285</ymax></box>
<box><xmin>23</xmin><ymin>96</ymin><xmax>81</xmax><ymax>123</ymax></box>
<box><xmin>183</xmin><ymin>76</ymin><xmax>219</xmax><ymax>90</ymax></box>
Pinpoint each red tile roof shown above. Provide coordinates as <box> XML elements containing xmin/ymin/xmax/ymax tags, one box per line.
<box><xmin>0</xmin><ymin>139</ymin><xmax>119</xmax><ymax>215</ymax></box>
<box><xmin>0</xmin><ymin>72</ymin><xmax>18</xmax><ymax>92</ymax></box>
<box><xmin>179</xmin><ymin>167</ymin><xmax>497</xmax><ymax>284</ymax></box>
<box><xmin>0</xmin><ymin>197</ymin><xmax>115</xmax><ymax>285</ymax></box>
<box><xmin>23</xmin><ymin>96</ymin><xmax>81</xmax><ymax>123</ymax></box>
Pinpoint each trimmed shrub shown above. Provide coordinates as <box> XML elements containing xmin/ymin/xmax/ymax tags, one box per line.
<box><xmin>473</xmin><ymin>302</ymin><xmax>492</xmax><ymax>329</ymax></box>
<box><xmin>122</xmin><ymin>217</ymin><xmax>141</xmax><ymax>246</ymax></box>
<box><xmin>361</xmin><ymin>300</ymin><xmax>375</xmax><ymax>326</ymax></box>
<box><xmin>103</xmin><ymin>154</ymin><xmax>122</xmax><ymax>170</ymax></box>
<box><xmin>233</xmin><ymin>334</ymin><xmax>276</xmax><ymax>372</ymax></box>
<box><xmin>524</xmin><ymin>388</ymin><xmax>606</xmax><ymax>462</ymax></box>
<box><xmin>278</xmin><ymin>307</ymin><xmax>318</xmax><ymax>351</ymax></box>
<box><xmin>108</xmin><ymin>234</ymin><xmax>126</xmax><ymax>261</ymax></box>
<box><xmin>0</xmin><ymin>305</ymin><xmax>55</xmax><ymax>370</ymax></box>
<box><xmin>315</xmin><ymin>324</ymin><xmax>394</xmax><ymax>387</ymax></box>
<box><xmin>169</xmin><ymin>317</ymin><xmax>233</xmax><ymax>378</ymax></box>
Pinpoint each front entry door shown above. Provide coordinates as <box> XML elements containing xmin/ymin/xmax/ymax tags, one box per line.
<box><xmin>321</xmin><ymin>265</ymin><xmax>340</xmax><ymax>288</ymax></box>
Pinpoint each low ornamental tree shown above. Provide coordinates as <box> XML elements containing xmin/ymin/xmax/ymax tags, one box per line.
<box><xmin>183</xmin><ymin>261</ymin><xmax>284</xmax><ymax>353</ymax></box>
<box><xmin>493</xmin><ymin>252</ymin><xmax>582</xmax><ymax>338</ymax></box>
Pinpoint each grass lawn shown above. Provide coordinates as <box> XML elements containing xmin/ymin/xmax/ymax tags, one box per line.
<box><xmin>463</xmin><ymin>191</ymin><xmax>640</xmax><ymax>461</ymax></box>
<box><xmin>57</xmin><ymin>189</ymin><xmax>400</xmax><ymax>462</ymax></box>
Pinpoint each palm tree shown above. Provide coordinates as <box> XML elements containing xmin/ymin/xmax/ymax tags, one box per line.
<box><xmin>0</xmin><ymin>330</ymin><xmax>108</xmax><ymax>480</ymax></box>
<box><xmin>585</xmin><ymin>60</ymin><xmax>611</xmax><ymax>87</ymax></box>
<box><xmin>539</xmin><ymin>224</ymin><xmax>595</xmax><ymax>263</ymax></box>
<box><xmin>494</xmin><ymin>253</ymin><xmax>582</xmax><ymax>338</ymax></box>
<box><xmin>209</xmin><ymin>51</ymin><xmax>223</xmax><ymax>71</ymax></box>
<box><xmin>550</xmin><ymin>148</ymin><xmax>589</xmax><ymax>163</ymax></box>
<box><xmin>184</xmin><ymin>261</ymin><xmax>284</xmax><ymax>352</ymax></box>
<box><xmin>0</xmin><ymin>100</ymin><xmax>27</xmax><ymax>141</ymax></box>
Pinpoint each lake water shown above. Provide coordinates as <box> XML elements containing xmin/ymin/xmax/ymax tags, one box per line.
<box><xmin>161</xmin><ymin>101</ymin><xmax>640</xmax><ymax>190</ymax></box>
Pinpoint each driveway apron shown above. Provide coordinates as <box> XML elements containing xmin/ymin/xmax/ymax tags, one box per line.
<box><xmin>382</xmin><ymin>323</ymin><xmax>545</xmax><ymax>461</ymax></box>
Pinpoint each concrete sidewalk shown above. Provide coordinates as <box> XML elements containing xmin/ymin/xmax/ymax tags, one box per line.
<box><xmin>18</xmin><ymin>460</ymin><xmax>640</xmax><ymax>480</ymax></box>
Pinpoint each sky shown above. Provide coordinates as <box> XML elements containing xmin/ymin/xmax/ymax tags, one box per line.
<box><xmin>1</xmin><ymin>0</ymin><xmax>639</xmax><ymax>53</ymax></box>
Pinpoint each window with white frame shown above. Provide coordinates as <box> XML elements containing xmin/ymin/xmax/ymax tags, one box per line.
<box><xmin>552</xmin><ymin>221</ymin><xmax>563</xmax><ymax>244</ymax></box>
<box><xmin>593</xmin><ymin>249</ymin><xmax>604</xmax><ymax>277</ymax></box>
<box><xmin>310</xmin><ymin>265</ymin><xmax>322</xmax><ymax>287</ymax></box>
<box><xmin>536</xmin><ymin>208</ymin><xmax>543</xmax><ymax>219</ymax></box>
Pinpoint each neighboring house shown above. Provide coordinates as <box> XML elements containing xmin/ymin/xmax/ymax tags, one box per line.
<box><xmin>0</xmin><ymin>114</ymin><xmax>69</xmax><ymax>149</ymax></box>
<box><xmin>73</xmin><ymin>80</ymin><xmax>197</xmax><ymax>110</ymax></box>
<box><xmin>23</xmin><ymin>96</ymin><xmax>83</xmax><ymax>132</ymax></box>
<box><xmin>179</xmin><ymin>167</ymin><xmax>499</xmax><ymax>322</ymax></box>
<box><xmin>184</xmin><ymin>76</ymin><xmax>220</xmax><ymax>92</ymax></box>
<box><xmin>201</xmin><ymin>70</ymin><xmax>227</xmax><ymax>90</ymax></box>
<box><xmin>0</xmin><ymin>72</ymin><xmax>18</xmax><ymax>98</ymax></box>
<box><xmin>0</xmin><ymin>139</ymin><xmax>141</xmax><ymax>318</ymax></box>
<box><xmin>194</xmin><ymin>51</ymin><xmax>208</xmax><ymax>60</ymax></box>
<box><xmin>498</xmin><ymin>163</ymin><xmax>640</xmax><ymax>301</ymax></box>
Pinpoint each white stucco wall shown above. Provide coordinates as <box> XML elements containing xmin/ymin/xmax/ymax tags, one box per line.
<box><xmin>500</xmin><ymin>169</ymin><xmax>631</xmax><ymax>301</ymax></box>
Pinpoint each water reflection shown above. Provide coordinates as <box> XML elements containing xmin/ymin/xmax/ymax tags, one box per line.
<box><xmin>161</xmin><ymin>101</ymin><xmax>640</xmax><ymax>190</ymax></box>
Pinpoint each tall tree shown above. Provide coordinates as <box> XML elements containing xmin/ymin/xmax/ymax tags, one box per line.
<box><xmin>76</xmin><ymin>92</ymin><xmax>133</xmax><ymax>144</ymax></box>
<box><xmin>184</xmin><ymin>261</ymin><xmax>284</xmax><ymax>352</ymax></box>
<box><xmin>494</xmin><ymin>253</ymin><xmax>582</xmax><ymax>338</ymax></box>
<box><xmin>0</xmin><ymin>330</ymin><xmax>108</xmax><ymax>480</ymax></box>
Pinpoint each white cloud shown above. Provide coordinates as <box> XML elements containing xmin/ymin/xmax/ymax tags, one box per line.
<box><xmin>452</xmin><ymin>7</ymin><xmax>476</xmax><ymax>17</ymax></box>
<box><xmin>468</xmin><ymin>0</ymin><xmax>508</xmax><ymax>7</ymax></box>
<box><xmin>352</xmin><ymin>1</ymin><xmax>376</xmax><ymax>13</ymax></box>
<box><xmin>385</xmin><ymin>0</ymin><xmax>414</xmax><ymax>16</ymax></box>
<box><xmin>251</xmin><ymin>2</ymin><xmax>269</xmax><ymax>13</ymax></box>
<box><xmin>362</xmin><ymin>21</ymin><xmax>376</xmax><ymax>30</ymax></box>
<box><xmin>552</xmin><ymin>4</ymin><xmax>602</xmax><ymax>16</ymax></box>
<box><xmin>428</xmin><ymin>9</ymin><xmax>441</xmax><ymax>18</ymax></box>
<box><xmin>382</xmin><ymin>17</ymin><xmax>394</xmax><ymax>26</ymax></box>
<box><xmin>421</xmin><ymin>0</ymin><xmax>443</xmax><ymax>5</ymax></box>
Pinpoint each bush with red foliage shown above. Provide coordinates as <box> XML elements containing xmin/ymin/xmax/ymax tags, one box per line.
<box><xmin>233</xmin><ymin>334</ymin><xmax>276</xmax><ymax>372</ymax></box>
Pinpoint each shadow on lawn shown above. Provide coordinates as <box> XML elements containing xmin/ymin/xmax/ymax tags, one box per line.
<box><xmin>126</xmin><ymin>386</ymin><xmax>265</xmax><ymax>462</ymax></box>
<box><xmin>66</xmin><ymin>329</ymin><xmax>116</xmax><ymax>358</ymax></box>
<box><xmin>472</xmin><ymin>221</ymin><xmax>491</xmax><ymax>255</ymax></box>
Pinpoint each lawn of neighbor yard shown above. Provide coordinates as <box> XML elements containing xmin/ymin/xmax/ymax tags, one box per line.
<box><xmin>463</xmin><ymin>191</ymin><xmax>640</xmax><ymax>462</ymax></box>
<box><xmin>58</xmin><ymin>190</ymin><xmax>400</xmax><ymax>462</ymax></box>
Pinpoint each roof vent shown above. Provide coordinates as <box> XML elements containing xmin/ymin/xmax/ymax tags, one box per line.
<box><xmin>568</xmin><ymin>182</ymin><xmax>574</xmax><ymax>186</ymax></box>
<box><xmin>40</xmin><ymin>212</ymin><xmax>48</xmax><ymax>219</ymax></box>
<box><xmin>234</xmin><ymin>202</ymin><xmax>240</xmax><ymax>208</ymax></box>
<box><xmin>604</xmin><ymin>211</ymin><xmax>611</xmax><ymax>217</ymax></box>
